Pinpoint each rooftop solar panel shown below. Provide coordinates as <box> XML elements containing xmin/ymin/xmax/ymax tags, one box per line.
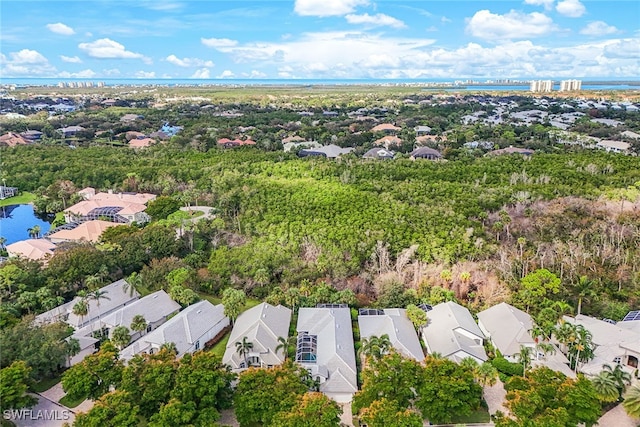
<box><xmin>622</xmin><ymin>310</ymin><xmax>640</xmax><ymax>322</ymax></box>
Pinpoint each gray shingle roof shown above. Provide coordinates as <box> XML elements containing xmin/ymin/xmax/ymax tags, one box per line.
<box><xmin>296</xmin><ymin>307</ymin><xmax>357</xmax><ymax>395</ymax></box>
<box><xmin>421</xmin><ymin>301</ymin><xmax>487</xmax><ymax>362</ymax></box>
<box><xmin>223</xmin><ymin>302</ymin><xmax>292</xmax><ymax>370</ymax></box>
<box><xmin>477</xmin><ymin>302</ymin><xmax>534</xmax><ymax>357</ymax></box>
<box><xmin>358</xmin><ymin>308</ymin><xmax>424</xmax><ymax>361</ymax></box>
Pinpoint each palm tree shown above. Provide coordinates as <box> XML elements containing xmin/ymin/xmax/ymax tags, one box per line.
<box><xmin>460</xmin><ymin>357</ymin><xmax>480</xmax><ymax>373</ymax></box>
<box><xmin>130</xmin><ymin>314</ymin><xmax>148</xmax><ymax>338</ymax></box>
<box><xmin>123</xmin><ymin>272</ymin><xmax>144</xmax><ymax>297</ymax></box>
<box><xmin>602</xmin><ymin>364</ymin><xmax>632</xmax><ymax>400</ymax></box>
<box><xmin>591</xmin><ymin>371</ymin><xmax>619</xmax><ymax>403</ymax></box>
<box><xmin>235</xmin><ymin>336</ymin><xmax>254</xmax><ymax>368</ymax></box>
<box><xmin>623</xmin><ymin>383</ymin><xmax>640</xmax><ymax>418</ymax></box>
<box><xmin>111</xmin><ymin>326</ymin><xmax>131</xmax><ymax>350</ymax></box>
<box><xmin>359</xmin><ymin>334</ymin><xmax>392</xmax><ymax>362</ymax></box>
<box><xmin>476</xmin><ymin>362</ymin><xmax>499</xmax><ymax>387</ymax></box>
<box><xmin>160</xmin><ymin>342</ymin><xmax>177</xmax><ymax>354</ymax></box>
<box><xmin>88</xmin><ymin>289</ymin><xmax>111</xmax><ymax>331</ymax></box>
<box><xmin>65</xmin><ymin>337</ymin><xmax>81</xmax><ymax>367</ymax></box>
<box><xmin>516</xmin><ymin>345</ymin><xmax>534</xmax><ymax>377</ymax></box>
<box><xmin>27</xmin><ymin>225</ymin><xmax>41</xmax><ymax>239</ymax></box>
<box><xmin>72</xmin><ymin>299</ymin><xmax>89</xmax><ymax>328</ymax></box>
<box><xmin>573</xmin><ymin>275</ymin><xmax>597</xmax><ymax>316</ymax></box>
<box><xmin>276</xmin><ymin>336</ymin><xmax>293</xmax><ymax>360</ymax></box>
<box><xmin>0</xmin><ymin>236</ymin><xmax>6</xmax><ymax>249</ymax></box>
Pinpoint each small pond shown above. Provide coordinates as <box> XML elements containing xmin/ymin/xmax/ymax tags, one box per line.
<box><xmin>0</xmin><ymin>204</ymin><xmax>52</xmax><ymax>245</ymax></box>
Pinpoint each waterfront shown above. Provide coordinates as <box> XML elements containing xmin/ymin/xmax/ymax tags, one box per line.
<box><xmin>0</xmin><ymin>204</ymin><xmax>52</xmax><ymax>245</ymax></box>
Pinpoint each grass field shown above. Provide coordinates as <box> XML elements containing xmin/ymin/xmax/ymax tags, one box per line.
<box><xmin>59</xmin><ymin>393</ymin><xmax>85</xmax><ymax>408</ymax></box>
<box><xmin>31</xmin><ymin>375</ymin><xmax>62</xmax><ymax>393</ymax></box>
<box><xmin>0</xmin><ymin>192</ymin><xmax>36</xmax><ymax>207</ymax></box>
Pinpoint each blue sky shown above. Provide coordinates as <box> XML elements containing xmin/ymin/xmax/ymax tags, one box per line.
<box><xmin>1</xmin><ymin>0</ymin><xmax>638</xmax><ymax>79</ymax></box>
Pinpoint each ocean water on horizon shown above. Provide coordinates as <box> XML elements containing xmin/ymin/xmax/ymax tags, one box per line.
<box><xmin>1</xmin><ymin>77</ymin><xmax>638</xmax><ymax>90</ymax></box>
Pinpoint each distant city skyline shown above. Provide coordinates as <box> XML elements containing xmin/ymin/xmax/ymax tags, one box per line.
<box><xmin>1</xmin><ymin>0</ymin><xmax>638</xmax><ymax>80</ymax></box>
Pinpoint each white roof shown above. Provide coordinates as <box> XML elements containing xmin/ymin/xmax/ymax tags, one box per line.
<box><xmin>421</xmin><ymin>301</ymin><xmax>487</xmax><ymax>362</ymax></box>
<box><xmin>477</xmin><ymin>302</ymin><xmax>535</xmax><ymax>357</ymax></box>
<box><xmin>66</xmin><ymin>279</ymin><xmax>140</xmax><ymax>328</ymax></box>
<box><xmin>223</xmin><ymin>302</ymin><xmax>292</xmax><ymax>370</ymax></box>
<box><xmin>358</xmin><ymin>308</ymin><xmax>424</xmax><ymax>361</ymax></box>
<box><xmin>36</xmin><ymin>279</ymin><xmax>139</xmax><ymax>327</ymax></box>
<box><xmin>296</xmin><ymin>307</ymin><xmax>357</xmax><ymax>395</ymax></box>
<box><xmin>562</xmin><ymin>315</ymin><xmax>640</xmax><ymax>376</ymax></box>
<box><xmin>99</xmin><ymin>290</ymin><xmax>180</xmax><ymax>330</ymax></box>
<box><xmin>121</xmin><ymin>300</ymin><xmax>227</xmax><ymax>360</ymax></box>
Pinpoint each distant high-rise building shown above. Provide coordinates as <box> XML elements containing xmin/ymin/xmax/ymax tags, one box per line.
<box><xmin>559</xmin><ymin>79</ymin><xmax>582</xmax><ymax>91</ymax></box>
<box><xmin>530</xmin><ymin>80</ymin><xmax>553</xmax><ymax>92</ymax></box>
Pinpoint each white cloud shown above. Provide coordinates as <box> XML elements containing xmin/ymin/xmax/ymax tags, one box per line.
<box><xmin>58</xmin><ymin>69</ymin><xmax>97</xmax><ymax>78</ymax></box>
<box><xmin>135</xmin><ymin>70</ymin><xmax>155</xmax><ymax>78</ymax></box>
<box><xmin>294</xmin><ymin>0</ymin><xmax>369</xmax><ymax>17</ymax></box>
<box><xmin>345</xmin><ymin>13</ymin><xmax>406</xmax><ymax>28</ymax></box>
<box><xmin>78</xmin><ymin>38</ymin><xmax>147</xmax><ymax>60</ymax></box>
<box><xmin>243</xmin><ymin>70</ymin><xmax>267</xmax><ymax>78</ymax></box>
<box><xmin>217</xmin><ymin>70</ymin><xmax>235</xmax><ymax>78</ymax></box>
<box><xmin>46</xmin><ymin>22</ymin><xmax>75</xmax><ymax>35</ymax></box>
<box><xmin>103</xmin><ymin>68</ymin><xmax>121</xmax><ymax>76</ymax></box>
<box><xmin>1</xmin><ymin>49</ymin><xmax>56</xmax><ymax>76</ymax></box>
<box><xmin>441</xmin><ymin>16</ymin><xmax>452</xmax><ymax>24</ymax></box>
<box><xmin>556</xmin><ymin>0</ymin><xmax>585</xmax><ymax>17</ymax></box>
<box><xmin>466</xmin><ymin>10</ymin><xmax>557</xmax><ymax>40</ymax></box>
<box><xmin>524</xmin><ymin>0</ymin><xmax>554</xmax><ymax>9</ymax></box>
<box><xmin>603</xmin><ymin>39</ymin><xmax>640</xmax><ymax>59</ymax></box>
<box><xmin>580</xmin><ymin>21</ymin><xmax>619</xmax><ymax>36</ymax></box>
<box><xmin>5</xmin><ymin>49</ymin><xmax>49</xmax><ymax>64</ymax></box>
<box><xmin>201</xmin><ymin>38</ymin><xmax>238</xmax><ymax>48</ymax></box>
<box><xmin>60</xmin><ymin>55</ymin><xmax>82</xmax><ymax>63</ymax></box>
<box><xmin>191</xmin><ymin>68</ymin><xmax>210</xmax><ymax>78</ymax></box>
<box><xmin>166</xmin><ymin>54</ymin><xmax>214</xmax><ymax>67</ymax></box>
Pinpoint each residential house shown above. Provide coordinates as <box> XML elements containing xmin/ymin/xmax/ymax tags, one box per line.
<box><xmin>48</xmin><ymin>220</ymin><xmax>117</xmax><ymax>244</ymax></box>
<box><xmin>371</xmin><ymin>123</ymin><xmax>401</xmax><ymax>134</ymax></box>
<box><xmin>362</xmin><ymin>148</ymin><xmax>395</xmax><ymax>160</ymax></box>
<box><xmin>160</xmin><ymin>122</ymin><xmax>182</xmax><ymax>136</ymax></box>
<box><xmin>58</xmin><ymin>125</ymin><xmax>85</xmax><ymax>137</ymax></box>
<box><xmin>97</xmin><ymin>290</ymin><xmax>181</xmax><ymax>342</ymax></box>
<box><xmin>477</xmin><ymin>303</ymin><xmax>535</xmax><ymax>362</ymax></box>
<box><xmin>88</xmin><ymin>190</ymin><xmax>156</xmax><ymax>205</ymax></box>
<box><xmin>0</xmin><ymin>186</ymin><xmax>19</xmax><ymax>199</ymax></box>
<box><xmin>120</xmin><ymin>113</ymin><xmax>142</xmax><ymax>122</ymax></box>
<box><xmin>562</xmin><ymin>314</ymin><xmax>640</xmax><ymax>376</ymax></box>
<box><xmin>296</xmin><ymin>305</ymin><xmax>358</xmax><ymax>403</ymax></box>
<box><xmin>223</xmin><ymin>302</ymin><xmax>292</xmax><ymax>372</ymax></box>
<box><xmin>358</xmin><ymin>308</ymin><xmax>424</xmax><ymax>361</ymax></box>
<box><xmin>410</xmin><ymin>147</ymin><xmax>442</xmax><ymax>160</ymax></box>
<box><xmin>298</xmin><ymin>145</ymin><xmax>354</xmax><ymax>159</ymax></box>
<box><xmin>129</xmin><ymin>138</ymin><xmax>155</xmax><ymax>148</ymax></box>
<box><xmin>6</xmin><ymin>239</ymin><xmax>56</xmax><ymax>263</ymax></box>
<box><xmin>374</xmin><ymin>135</ymin><xmax>402</xmax><ymax>149</ymax></box>
<box><xmin>20</xmin><ymin>130</ymin><xmax>43</xmax><ymax>141</ymax></box>
<box><xmin>0</xmin><ymin>132</ymin><xmax>30</xmax><ymax>147</ymax></box>
<box><xmin>415</xmin><ymin>125</ymin><xmax>432</xmax><ymax>135</ymax></box>
<box><xmin>35</xmin><ymin>279</ymin><xmax>140</xmax><ymax>328</ymax></box>
<box><xmin>120</xmin><ymin>300</ymin><xmax>229</xmax><ymax>361</ymax></box>
<box><xmin>421</xmin><ymin>301</ymin><xmax>487</xmax><ymax>363</ymax></box>
<box><xmin>477</xmin><ymin>302</ymin><xmax>573</xmax><ymax>375</ymax></box>
<box><xmin>283</xmin><ymin>141</ymin><xmax>321</xmax><ymax>153</ymax></box>
<box><xmin>486</xmin><ymin>146</ymin><xmax>534</xmax><ymax>156</ymax></box>
<box><xmin>596</xmin><ymin>140</ymin><xmax>630</xmax><ymax>154</ymax></box>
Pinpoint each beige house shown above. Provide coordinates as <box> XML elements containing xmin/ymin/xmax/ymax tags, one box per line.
<box><xmin>6</xmin><ymin>239</ymin><xmax>56</xmax><ymax>263</ymax></box>
<box><xmin>48</xmin><ymin>220</ymin><xmax>116</xmax><ymax>244</ymax></box>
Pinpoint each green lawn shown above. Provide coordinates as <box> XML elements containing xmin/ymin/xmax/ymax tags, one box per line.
<box><xmin>0</xmin><ymin>192</ymin><xmax>36</xmax><ymax>207</ymax></box>
<box><xmin>31</xmin><ymin>375</ymin><xmax>62</xmax><ymax>393</ymax></box>
<box><xmin>450</xmin><ymin>406</ymin><xmax>492</xmax><ymax>423</ymax></box>
<box><xmin>210</xmin><ymin>331</ymin><xmax>231</xmax><ymax>358</ymax></box>
<box><xmin>59</xmin><ymin>393</ymin><xmax>86</xmax><ymax>408</ymax></box>
<box><xmin>197</xmin><ymin>292</ymin><xmax>260</xmax><ymax>312</ymax></box>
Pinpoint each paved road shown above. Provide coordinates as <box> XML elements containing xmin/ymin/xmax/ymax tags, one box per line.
<box><xmin>8</xmin><ymin>394</ymin><xmax>74</xmax><ymax>427</ymax></box>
